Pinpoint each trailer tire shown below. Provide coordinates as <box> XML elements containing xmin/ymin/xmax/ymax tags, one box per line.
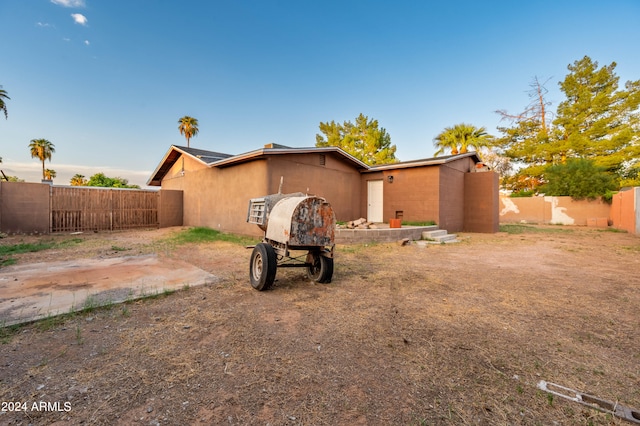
<box><xmin>307</xmin><ymin>251</ymin><xmax>333</xmax><ymax>283</ymax></box>
<box><xmin>250</xmin><ymin>243</ymin><xmax>277</xmax><ymax>291</ymax></box>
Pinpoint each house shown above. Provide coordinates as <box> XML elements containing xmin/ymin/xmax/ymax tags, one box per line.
<box><xmin>147</xmin><ymin>144</ymin><xmax>499</xmax><ymax>236</ymax></box>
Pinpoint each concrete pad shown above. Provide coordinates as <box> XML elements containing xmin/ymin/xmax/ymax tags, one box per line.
<box><xmin>0</xmin><ymin>255</ymin><xmax>218</xmax><ymax>326</ymax></box>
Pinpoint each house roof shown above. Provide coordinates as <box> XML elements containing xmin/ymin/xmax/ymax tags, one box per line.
<box><xmin>147</xmin><ymin>145</ymin><xmax>233</xmax><ymax>186</ymax></box>
<box><xmin>365</xmin><ymin>152</ymin><xmax>481</xmax><ymax>172</ymax></box>
<box><xmin>147</xmin><ymin>145</ymin><xmax>481</xmax><ymax>186</ymax></box>
<box><xmin>210</xmin><ymin>145</ymin><xmax>370</xmax><ymax>170</ymax></box>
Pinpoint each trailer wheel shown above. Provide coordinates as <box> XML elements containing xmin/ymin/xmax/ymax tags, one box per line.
<box><xmin>250</xmin><ymin>243</ymin><xmax>277</xmax><ymax>291</ymax></box>
<box><xmin>307</xmin><ymin>251</ymin><xmax>333</xmax><ymax>283</ymax></box>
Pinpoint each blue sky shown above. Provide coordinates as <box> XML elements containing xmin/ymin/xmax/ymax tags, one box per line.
<box><xmin>1</xmin><ymin>0</ymin><xmax>639</xmax><ymax>187</ymax></box>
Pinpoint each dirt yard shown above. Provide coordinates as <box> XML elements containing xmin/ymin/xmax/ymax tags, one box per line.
<box><xmin>1</xmin><ymin>225</ymin><xmax>639</xmax><ymax>425</ymax></box>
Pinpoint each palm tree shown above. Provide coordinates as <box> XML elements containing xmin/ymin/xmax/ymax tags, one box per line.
<box><xmin>178</xmin><ymin>116</ymin><xmax>199</xmax><ymax>147</ymax></box>
<box><xmin>29</xmin><ymin>138</ymin><xmax>56</xmax><ymax>179</ymax></box>
<box><xmin>0</xmin><ymin>85</ymin><xmax>9</xmax><ymax>119</ymax></box>
<box><xmin>434</xmin><ymin>123</ymin><xmax>493</xmax><ymax>156</ymax></box>
<box><xmin>70</xmin><ymin>174</ymin><xmax>87</xmax><ymax>186</ymax></box>
<box><xmin>433</xmin><ymin>126</ymin><xmax>460</xmax><ymax>156</ymax></box>
<box><xmin>44</xmin><ymin>169</ymin><xmax>56</xmax><ymax>180</ymax></box>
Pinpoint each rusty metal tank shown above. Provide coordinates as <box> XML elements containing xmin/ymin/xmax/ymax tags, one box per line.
<box><xmin>264</xmin><ymin>195</ymin><xmax>335</xmax><ymax>247</ymax></box>
<box><xmin>246</xmin><ymin>191</ymin><xmax>336</xmax><ymax>290</ymax></box>
<box><xmin>247</xmin><ymin>193</ymin><xmax>335</xmax><ymax>247</ymax></box>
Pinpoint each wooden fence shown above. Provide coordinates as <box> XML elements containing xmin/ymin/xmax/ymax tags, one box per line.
<box><xmin>51</xmin><ymin>186</ymin><xmax>159</xmax><ymax>232</ymax></box>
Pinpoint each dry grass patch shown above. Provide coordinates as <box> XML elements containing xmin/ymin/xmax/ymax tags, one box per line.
<box><xmin>0</xmin><ymin>225</ymin><xmax>639</xmax><ymax>425</ymax></box>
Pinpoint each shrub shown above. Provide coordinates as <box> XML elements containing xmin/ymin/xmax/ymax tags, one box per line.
<box><xmin>541</xmin><ymin>158</ymin><xmax>618</xmax><ymax>200</ymax></box>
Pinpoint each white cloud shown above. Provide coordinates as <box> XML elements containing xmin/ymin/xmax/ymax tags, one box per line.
<box><xmin>71</xmin><ymin>13</ymin><xmax>88</xmax><ymax>26</ymax></box>
<box><xmin>84</xmin><ymin>40</ymin><xmax>90</xmax><ymax>46</ymax></box>
<box><xmin>36</xmin><ymin>22</ymin><xmax>52</xmax><ymax>28</ymax></box>
<box><xmin>51</xmin><ymin>0</ymin><xmax>86</xmax><ymax>7</ymax></box>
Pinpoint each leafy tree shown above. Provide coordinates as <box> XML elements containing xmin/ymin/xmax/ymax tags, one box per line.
<box><xmin>554</xmin><ymin>56</ymin><xmax>640</xmax><ymax>178</ymax></box>
<box><xmin>0</xmin><ymin>85</ymin><xmax>9</xmax><ymax>119</ymax></box>
<box><xmin>433</xmin><ymin>123</ymin><xmax>493</xmax><ymax>156</ymax></box>
<box><xmin>503</xmin><ymin>172</ymin><xmax>545</xmax><ymax>194</ymax></box>
<box><xmin>86</xmin><ymin>172</ymin><xmax>140</xmax><ymax>188</ymax></box>
<box><xmin>316</xmin><ymin>113</ymin><xmax>397</xmax><ymax>165</ymax></box>
<box><xmin>178</xmin><ymin>116</ymin><xmax>199</xmax><ymax>147</ymax></box>
<box><xmin>28</xmin><ymin>138</ymin><xmax>55</xmax><ymax>179</ymax></box>
<box><xmin>494</xmin><ymin>77</ymin><xmax>557</xmax><ymax>187</ymax></box>
<box><xmin>619</xmin><ymin>165</ymin><xmax>640</xmax><ymax>188</ymax></box>
<box><xmin>541</xmin><ymin>158</ymin><xmax>617</xmax><ymax>200</ymax></box>
<box><xmin>44</xmin><ymin>169</ymin><xmax>56</xmax><ymax>180</ymax></box>
<box><xmin>70</xmin><ymin>174</ymin><xmax>87</xmax><ymax>186</ymax></box>
<box><xmin>496</xmin><ymin>57</ymin><xmax>640</xmax><ymax>192</ymax></box>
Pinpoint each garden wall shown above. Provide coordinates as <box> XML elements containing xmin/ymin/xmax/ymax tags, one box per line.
<box><xmin>610</xmin><ymin>187</ymin><xmax>639</xmax><ymax>234</ymax></box>
<box><xmin>0</xmin><ymin>181</ymin><xmax>51</xmax><ymax>234</ymax></box>
<box><xmin>499</xmin><ymin>191</ymin><xmax>639</xmax><ymax>235</ymax></box>
<box><xmin>0</xmin><ymin>181</ymin><xmax>183</xmax><ymax>234</ymax></box>
<box><xmin>499</xmin><ymin>196</ymin><xmax>611</xmax><ymax>227</ymax></box>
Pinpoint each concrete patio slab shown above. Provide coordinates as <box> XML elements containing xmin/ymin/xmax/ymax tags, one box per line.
<box><xmin>0</xmin><ymin>255</ymin><xmax>218</xmax><ymax>326</ymax></box>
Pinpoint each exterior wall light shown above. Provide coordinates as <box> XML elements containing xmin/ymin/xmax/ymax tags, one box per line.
<box><xmin>387</xmin><ymin>175</ymin><xmax>394</xmax><ymax>183</ymax></box>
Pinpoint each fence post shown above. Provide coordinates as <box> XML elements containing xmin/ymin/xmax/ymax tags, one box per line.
<box><xmin>49</xmin><ymin>184</ymin><xmax>53</xmax><ymax>234</ymax></box>
<box><xmin>109</xmin><ymin>189</ymin><xmax>113</xmax><ymax>231</ymax></box>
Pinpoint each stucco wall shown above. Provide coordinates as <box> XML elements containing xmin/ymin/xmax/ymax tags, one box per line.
<box><xmin>179</xmin><ymin>160</ymin><xmax>268</xmax><ymax>236</ymax></box>
<box><xmin>377</xmin><ymin>167</ymin><xmax>440</xmax><ymax>224</ymax></box>
<box><xmin>0</xmin><ymin>181</ymin><xmax>51</xmax><ymax>234</ymax></box>
<box><xmin>499</xmin><ymin>196</ymin><xmax>612</xmax><ymax>226</ymax></box>
<box><xmin>159</xmin><ymin>189</ymin><xmax>183</xmax><ymax>228</ymax></box>
<box><xmin>610</xmin><ymin>188</ymin><xmax>638</xmax><ymax>234</ymax></box>
<box><xmin>358</xmin><ymin>157</ymin><xmax>495</xmax><ymax>233</ymax></box>
<box><xmin>438</xmin><ymin>163</ymin><xmax>467</xmax><ymax>232</ymax></box>
<box><xmin>157</xmin><ymin>155</ymin><xmax>206</xmax><ymax>191</ymax></box>
<box><xmin>464</xmin><ymin>171</ymin><xmax>499</xmax><ymax>233</ymax></box>
<box><xmin>159</xmin><ymin>152</ymin><xmax>502</xmax><ymax>235</ymax></box>
<box><xmin>637</xmin><ymin>188</ymin><xmax>640</xmax><ymax>235</ymax></box>
<box><xmin>171</xmin><ymin>152</ymin><xmax>365</xmax><ymax>236</ymax></box>
<box><xmin>264</xmin><ymin>153</ymin><xmax>362</xmax><ymax>222</ymax></box>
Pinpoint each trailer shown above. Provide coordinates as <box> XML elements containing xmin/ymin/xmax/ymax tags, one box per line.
<box><xmin>246</xmin><ymin>191</ymin><xmax>335</xmax><ymax>290</ymax></box>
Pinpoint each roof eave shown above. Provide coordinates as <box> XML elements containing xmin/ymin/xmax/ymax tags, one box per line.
<box><xmin>365</xmin><ymin>152</ymin><xmax>481</xmax><ymax>172</ymax></box>
<box><xmin>147</xmin><ymin>145</ymin><xmax>212</xmax><ymax>186</ymax></box>
<box><xmin>146</xmin><ymin>146</ymin><xmax>178</xmax><ymax>186</ymax></box>
<box><xmin>210</xmin><ymin>146</ymin><xmax>370</xmax><ymax>170</ymax></box>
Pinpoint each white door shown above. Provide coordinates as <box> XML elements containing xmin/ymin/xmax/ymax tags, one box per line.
<box><xmin>367</xmin><ymin>180</ymin><xmax>384</xmax><ymax>223</ymax></box>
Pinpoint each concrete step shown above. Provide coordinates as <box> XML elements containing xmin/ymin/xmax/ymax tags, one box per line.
<box><xmin>422</xmin><ymin>229</ymin><xmax>446</xmax><ymax>239</ymax></box>
<box><xmin>421</xmin><ymin>229</ymin><xmax>458</xmax><ymax>243</ymax></box>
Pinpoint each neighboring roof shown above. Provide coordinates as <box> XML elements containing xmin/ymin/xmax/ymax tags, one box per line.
<box><xmin>364</xmin><ymin>152</ymin><xmax>481</xmax><ymax>172</ymax></box>
<box><xmin>147</xmin><ymin>145</ymin><xmax>233</xmax><ymax>186</ymax></box>
<box><xmin>147</xmin><ymin>145</ymin><xmax>481</xmax><ymax>186</ymax></box>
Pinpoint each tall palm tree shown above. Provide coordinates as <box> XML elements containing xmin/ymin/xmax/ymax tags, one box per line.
<box><xmin>178</xmin><ymin>116</ymin><xmax>199</xmax><ymax>147</ymax></box>
<box><xmin>434</xmin><ymin>123</ymin><xmax>493</xmax><ymax>156</ymax></box>
<box><xmin>0</xmin><ymin>85</ymin><xmax>9</xmax><ymax>119</ymax></box>
<box><xmin>29</xmin><ymin>138</ymin><xmax>56</xmax><ymax>179</ymax></box>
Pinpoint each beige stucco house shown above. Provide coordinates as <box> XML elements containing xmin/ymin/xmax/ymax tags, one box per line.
<box><xmin>147</xmin><ymin>144</ymin><xmax>499</xmax><ymax>236</ymax></box>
